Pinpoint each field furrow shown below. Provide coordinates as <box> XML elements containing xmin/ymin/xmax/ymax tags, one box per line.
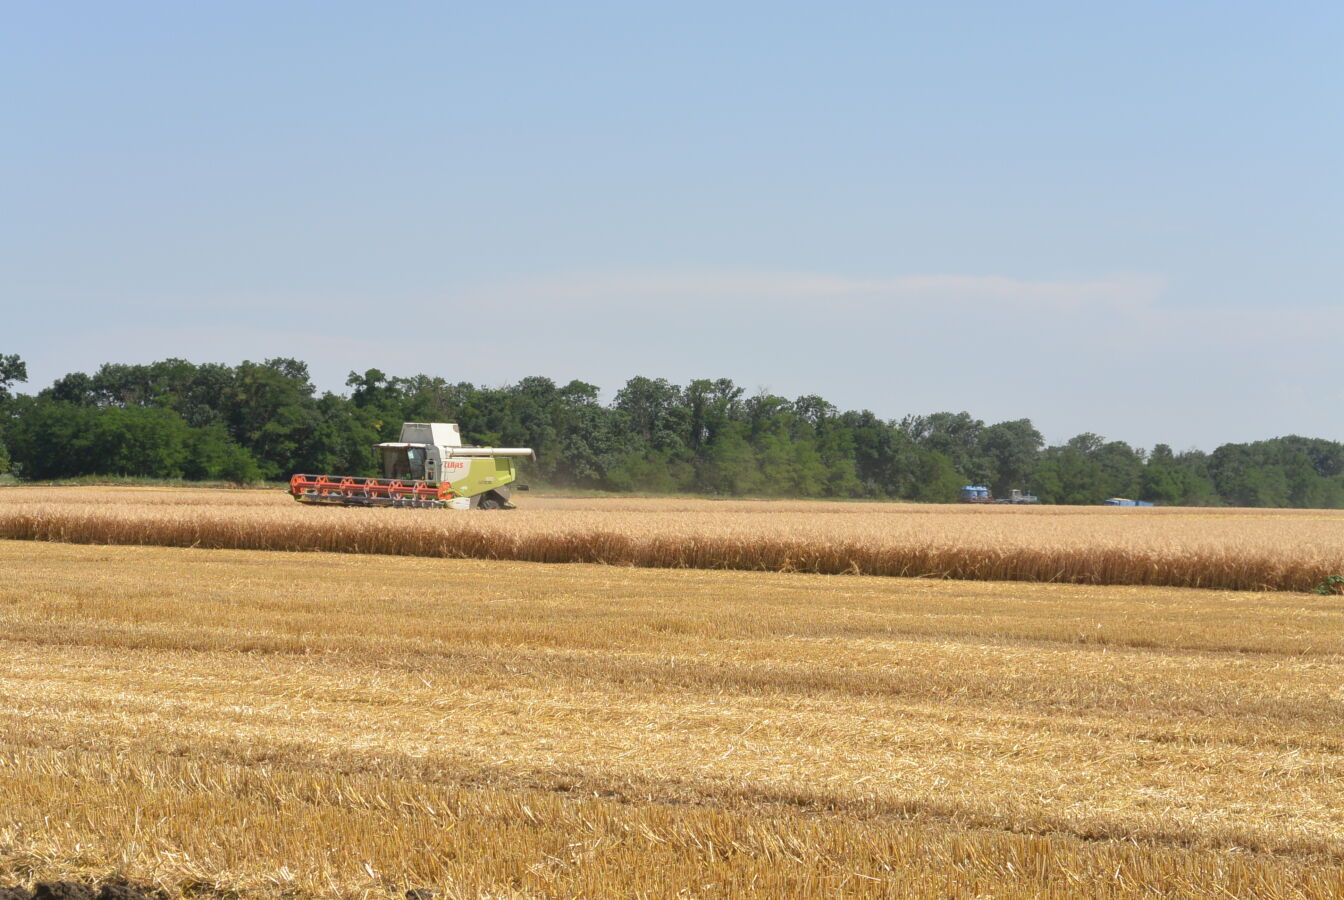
<box><xmin>1</xmin><ymin>487</ymin><xmax>1343</xmax><ymax>591</ymax></box>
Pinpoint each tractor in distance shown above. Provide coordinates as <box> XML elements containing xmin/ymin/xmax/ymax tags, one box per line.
<box><xmin>289</xmin><ymin>422</ymin><xmax>533</xmax><ymax>509</ymax></box>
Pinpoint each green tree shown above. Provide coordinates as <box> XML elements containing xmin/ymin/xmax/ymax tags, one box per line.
<box><xmin>1031</xmin><ymin>458</ymin><xmax>1064</xmax><ymax>504</ymax></box>
<box><xmin>787</xmin><ymin>433</ymin><xmax>830</xmax><ymax>497</ymax></box>
<box><xmin>753</xmin><ymin>426</ymin><xmax>797</xmax><ymax>495</ymax></box>
<box><xmin>0</xmin><ymin>353</ymin><xmax>27</xmax><ymax>473</ymax></box>
<box><xmin>900</xmin><ymin>412</ymin><xmax>991</xmax><ymax>485</ymax></box>
<box><xmin>686</xmin><ymin>378</ymin><xmax>744</xmax><ymax>455</ymax></box>
<box><xmin>5</xmin><ymin>398</ymin><xmax>92</xmax><ymax>478</ymax></box>
<box><xmin>0</xmin><ymin>353</ymin><xmax>29</xmax><ymax>403</ymax></box>
<box><xmin>1094</xmin><ymin>441</ymin><xmax>1143</xmax><ymax>499</ymax></box>
<box><xmin>910</xmin><ymin>449</ymin><xmax>964</xmax><ymax>503</ymax></box>
<box><xmin>221</xmin><ymin>359</ymin><xmax>322</xmax><ymax>479</ymax></box>
<box><xmin>93</xmin><ymin>407</ymin><xmax>193</xmax><ymax>476</ymax></box>
<box><xmin>6</xmin><ymin>400</ymin><xmax>194</xmax><ymax>479</ymax></box>
<box><xmin>699</xmin><ymin>422</ymin><xmax>762</xmax><ymax>494</ymax></box>
<box><xmin>1037</xmin><ymin>440</ymin><xmax>1107</xmax><ymax>504</ymax></box>
<box><xmin>981</xmin><ymin>418</ymin><xmax>1044</xmax><ymax>496</ymax></box>
<box><xmin>840</xmin><ymin>410</ymin><xmax>918</xmax><ymax>498</ymax></box>
<box><xmin>604</xmin><ymin>448</ymin><xmax>682</xmax><ymax>493</ymax></box>
<box><xmin>551</xmin><ymin>381</ymin><xmax>623</xmax><ymax>488</ymax></box>
<box><xmin>1140</xmin><ymin>444</ymin><xmax>1183</xmax><ymax>504</ymax></box>
<box><xmin>824</xmin><ymin>455</ymin><xmax>864</xmax><ymax>497</ymax></box>
<box><xmin>1243</xmin><ymin>467</ymin><xmax>1291</xmax><ymax>507</ymax></box>
<box><xmin>183</xmin><ymin>425</ymin><xmax>262</xmax><ymax>483</ymax></box>
<box><xmin>1171</xmin><ymin>450</ymin><xmax>1220</xmax><ymax>506</ymax></box>
<box><xmin>43</xmin><ymin>371</ymin><xmax>98</xmax><ymax>405</ymax></box>
<box><xmin>614</xmin><ymin>376</ymin><xmax>688</xmax><ymax>454</ymax></box>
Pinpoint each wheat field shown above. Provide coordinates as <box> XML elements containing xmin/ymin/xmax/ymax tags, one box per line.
<box><xmin>2</xmin><ymin>523</ymin><xmax>1343</xmax><ymax>897</ymax></box>
<box><xmin>1</xmin><ymin>486</ymin><xmax>1342</xmax><ymax>591</ymax></box>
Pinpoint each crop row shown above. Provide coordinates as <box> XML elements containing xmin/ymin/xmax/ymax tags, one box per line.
<box><xmin>0</xmin><ymin>504</ymin><xmax>1336</xmax><ymax>592</ymax></box>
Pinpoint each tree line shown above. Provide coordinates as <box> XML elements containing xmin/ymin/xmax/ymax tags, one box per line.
<box><xmin>1</xmin><ymin>353</ymin><xmax>1342</xmax><ymax>508</ymax></box>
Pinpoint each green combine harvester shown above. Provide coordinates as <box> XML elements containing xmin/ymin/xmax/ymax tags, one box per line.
<box><xmin>289</xmin><ymin>422</ymin><xmax>533</xmax><ymax>509</ymax></box>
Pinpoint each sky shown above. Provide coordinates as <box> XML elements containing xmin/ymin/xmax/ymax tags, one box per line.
<box><xmin>3</xmin><ymin>2</ymin><xmax>1340</xmax><ymax>450</ymax></box>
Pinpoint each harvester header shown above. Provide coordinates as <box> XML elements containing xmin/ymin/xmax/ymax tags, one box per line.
<box><xmin>290</xmin><ymin>422</ymin><xmax>533</xmax><ymax>509</ymax></box>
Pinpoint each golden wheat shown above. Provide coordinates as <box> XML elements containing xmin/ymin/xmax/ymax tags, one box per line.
<box><xmin>1</xmin><ymin>541</ymin><xmax>1342</xmax><ymax>898</ymax></box>
<box><xmin>1</xmin><ymin>486</ymin><xmax>1341</xmax><ymax>591</ymax></box>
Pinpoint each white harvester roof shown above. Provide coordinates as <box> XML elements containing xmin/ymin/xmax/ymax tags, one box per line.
<box><xmin>400</xmin><ymin>422</ymin><xmax>462</xmax><ymax>447</ymax></box>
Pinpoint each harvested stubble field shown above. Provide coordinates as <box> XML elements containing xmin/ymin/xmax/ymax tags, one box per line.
<box><xmin>1</xmin><ymin>486</ymin><xmax>1342</xmax><ymax>591</ymax></box>
<box><xmin>2</xmin><ymin>529</ymin><xmax>1344</xmax><ymax>898</ymax></box>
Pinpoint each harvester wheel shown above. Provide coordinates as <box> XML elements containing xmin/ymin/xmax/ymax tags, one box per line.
<box><xmin>477</xmin><ymin>495</ymin><xmax>501</xmax><ymax>511</ymax></box>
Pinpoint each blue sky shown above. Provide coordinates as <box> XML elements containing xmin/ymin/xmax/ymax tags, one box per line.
<box><xmin>3</xmin><ymin>2</ymin><xmax>1340</xmax><ymax>449</ymax></box>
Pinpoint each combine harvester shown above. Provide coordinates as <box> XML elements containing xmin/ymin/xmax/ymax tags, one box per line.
<box><xmin>290</xmin><ymin>422</ymin><xmax>533</xmax><ymax>509</ymax></box>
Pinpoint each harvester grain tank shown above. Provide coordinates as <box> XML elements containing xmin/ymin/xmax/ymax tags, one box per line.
<box><xmin>289</xmin><ymin>422</ymin><xmax>533</xmax><ymax>509</ymax></box>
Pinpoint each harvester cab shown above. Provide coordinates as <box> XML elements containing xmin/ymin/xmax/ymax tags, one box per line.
<box><xmin>290</xmin><ymin>422</ymin><xmax>534</xmax><ymax>509</ymax></box>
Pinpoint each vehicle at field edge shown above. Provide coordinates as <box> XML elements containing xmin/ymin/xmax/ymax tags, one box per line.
<box><xmin>289</xmin><ymin>422</ymin><xmax>533</xmax><ymax>509</ymax></box>
<box><xmin>959</xmin><ymin>485</ymin><xmax>1039</xmax><ymax>504</ymax></box>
